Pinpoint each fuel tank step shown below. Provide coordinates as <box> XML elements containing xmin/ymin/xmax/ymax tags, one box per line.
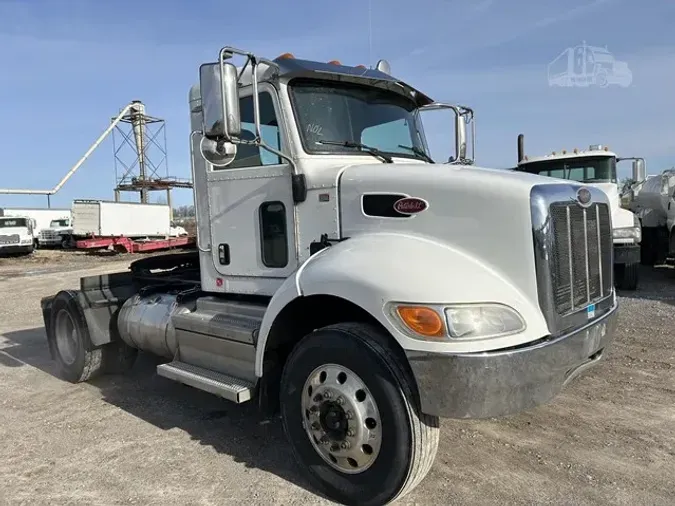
<box><xmin>172</xmin><ymin>299</ymin><xmax>266</xmax><ymax>345</ymax></box>
<box><xmin>157</xmin><ymin>360</ymin><xmax>255</xmax><ymax>403</ymax></box>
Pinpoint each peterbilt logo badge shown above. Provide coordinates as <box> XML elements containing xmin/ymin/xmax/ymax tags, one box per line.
<box><xmin>393</xmin><ymin>197</ymin><xmax>428</xmax><ymax>215</ymax></box>
<box><xmin>576</xmin><ymin>187</ymin><xmax>592</xmax><ymax>207</ymax></box>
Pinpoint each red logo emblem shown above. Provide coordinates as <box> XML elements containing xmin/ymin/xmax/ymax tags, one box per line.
<box><xmin>393</xmin><ymin>197</ymin><xmax>428</xmax><ymax>215</ymax></box>
<box><xmin>216</xmin><ymin>278</ymin><xmax>223</xmax><ymax>287</ymax></box>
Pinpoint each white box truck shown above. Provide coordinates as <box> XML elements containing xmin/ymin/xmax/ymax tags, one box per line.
<box><xmin>39</xmin><ymin>46</ymin><xmax>618</xmax><ymax>506</ymax></box>
<box><xmin>70</xmin><ymin>200</ymin><xmax>171</xmax><ymax>238</ymax></box>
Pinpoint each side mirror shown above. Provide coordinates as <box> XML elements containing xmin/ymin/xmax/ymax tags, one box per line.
<box><xmin>455</xmin><ymin>113</ymin><xmax>467</xmax><ymax>162</ymax></box>
<box><xmin>200</xmin><ymin>136</ymin><xmax>237</xmax><ymax>167</ymax></box>
<box><xmin>199</xmin><ymin>61</ymin><xmax>241</xmax><ymax>140</ymax></box>
<box><xmin>632</xmin><ymin>159</ymin><xmax>646</xmax><ymax>182</ymax></box>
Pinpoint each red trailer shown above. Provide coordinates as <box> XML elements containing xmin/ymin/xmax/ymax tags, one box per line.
<box><xmin>75</xmin><ymin>235</ymin><xmax>195</xmax><ymax>254</ymax></box>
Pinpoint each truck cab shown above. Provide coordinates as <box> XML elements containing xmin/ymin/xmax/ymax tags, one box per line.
<box><xmin>0</xmin><ymin>216</ymin><xmax>36</xmax><ymax>255</ymax></box>
<box><xmin>514</xmin><ymin>135</ymin><xmax>643</xmax><ymax>290</ymax></box>
<box><xmin>40</xmin><ymin>47</ymin><xmax>619</xmax><ymax>506</ymax></box>
<box><xmin>39</xmin><ymin>217</ymin><xmax>73</xmax><ymax>248</ymax></box>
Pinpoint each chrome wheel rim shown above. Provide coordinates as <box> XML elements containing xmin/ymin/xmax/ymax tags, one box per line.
<box><xmin>301</xmin><ymin>363</ymin><xmax>382</xmax><ymax>474</ymax></box>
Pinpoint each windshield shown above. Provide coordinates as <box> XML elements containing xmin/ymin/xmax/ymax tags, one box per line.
<box><xmin>0</xmin><ymin>218</ymin><xmax>28</xmax><ymax>228</ymax></box>
<box><xmin>289</xmin><ymin>79</ymin><xmax>429</xmax><ymax>161</ymax></box>
<box><xmin>518</xmin><ymin>156</ymin><xmax>617</xmax><ymax>183</ymax></box>
<box><xmin>50</xmin><ymin>219</ymin><xmax>69</xmax><ymax>227</ymax></box>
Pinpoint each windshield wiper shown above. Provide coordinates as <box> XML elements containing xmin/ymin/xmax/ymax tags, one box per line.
<box><xmin>398</xmin><ymin>145</ymin><xmax>434</xmax><ymax>163</ymax></box>
<box><xmin>317</xmin><ymin>140</ymin><xmax>393</xmax><ymax>163</ymax></box>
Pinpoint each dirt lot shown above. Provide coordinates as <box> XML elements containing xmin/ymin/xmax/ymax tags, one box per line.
<box><xmin>0</xmin><ymin>251</ymin><xmax>673</xmax><ymax>505</ymax></box>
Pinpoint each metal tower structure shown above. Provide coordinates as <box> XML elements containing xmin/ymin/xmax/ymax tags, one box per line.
<box><xmin>112</xmin><ymin>101</ymin><xmax>192</xmax><ymax>211</ymax></box>
<box><xmin>0</xmin><ymin>100</ymin><xmax>192</xmax><ymax>214</ymax></box>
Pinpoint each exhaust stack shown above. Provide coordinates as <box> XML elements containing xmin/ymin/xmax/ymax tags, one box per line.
<box><xmin>517</xmin><ymin>133</ymin><xmax>525</xmax><ymax>163</ymax></box>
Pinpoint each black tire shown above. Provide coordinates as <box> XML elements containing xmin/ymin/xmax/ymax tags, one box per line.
<box><xmin>280</xmin><ymin>322</ymin><xmax>439</xmax><ymax>506</ymax></box>
<box><xmin>48</xmin><ymin>291</ymin><xmax>138</xmax><ymax>382</ymax></box>
<box><xmin>48</xmin><ymin>290</ymin><xmax>105</xmax><ymax>383</ymax></box>
<box><xmin>616</xmin><ymin>262</ymin><xmax>639</xmax><ymax>290</ymax></box>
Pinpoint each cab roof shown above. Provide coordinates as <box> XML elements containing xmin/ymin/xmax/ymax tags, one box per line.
<box><xmin>518</xmin><ymin>147</ymin><xmax>617</xmax><ymax>166</ymax></box>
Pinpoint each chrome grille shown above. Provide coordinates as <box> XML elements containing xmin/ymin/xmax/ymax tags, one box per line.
<box><xmin>549</xmin><ymin>202</ymin><xmax>612</xmax><ymax>315</ymax></box>
<box><xmin>0</xmin><ymin>234</ymin><xmax>20</xmax><ymax>245</ymax></box>
<box><xmin>40</xmin><ymin>230</ymin><xmax>59</xmax><ymax>240</ymax></box>
<box><xmin>531</xmin><ymin>184</ymin><xmax>614</xmax><ymax>336</ymax></box>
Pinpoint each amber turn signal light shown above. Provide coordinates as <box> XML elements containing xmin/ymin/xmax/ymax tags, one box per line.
<box><xmin>396</xmin><ymin>306</ymin><xmax>445</xmax><ymax>338</ymax></box>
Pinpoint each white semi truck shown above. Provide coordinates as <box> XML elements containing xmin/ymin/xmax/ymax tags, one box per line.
<box><xmin>514</xmin><ymin>135</ymin><xmax>644</xmax><ymax>291</ymax></box>
<box><xmin>40</xmin><ymin>47</ymin><xmax>618</xmax><ymax>506</ymax></box>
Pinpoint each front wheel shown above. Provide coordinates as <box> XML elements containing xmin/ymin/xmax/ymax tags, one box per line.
<box><xmin>280</xmin><ymin>323</ymin><xmax>439</xmax><ymax>506</ymax></box>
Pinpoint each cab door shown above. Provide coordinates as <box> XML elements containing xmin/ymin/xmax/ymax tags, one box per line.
<box><xmin>204</xmin><ymin>83</ymin><xmax>297</xmax><ymax>283</ymax></box>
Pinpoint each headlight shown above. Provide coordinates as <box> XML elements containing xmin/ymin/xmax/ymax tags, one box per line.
<box><xmin>613</xmin><ymin>226</ymin><xmax>641</xmax><ymax>241</ymax></box>
<box><xmin>444</xmin><ymin>304</ymin><xmax>526</xmax><ymax>339</ymax></box>
<box><xmin>20</xmin><ymin>238</ymin><xmax>32</xmax><ymax>244</ymax></box>
<box><xmin>390</xmin><ymin>302</ymin><xmax>526</xmax><ymax>340</ymax></box>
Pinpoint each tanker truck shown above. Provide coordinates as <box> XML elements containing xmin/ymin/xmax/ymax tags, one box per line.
<box><xmin>39</xmin><ymin>46</ymin><xmax>618</xmax><ymax>506</ymax></box>
<box><xmin>513</xmin><ymin>134</ymin><xmax>644</xmax><ymax>290</ymax></box>
<box><xmin>628</xmin><ymin>169</ymin><xmax>675</xmax><ymax>266</ymax></box>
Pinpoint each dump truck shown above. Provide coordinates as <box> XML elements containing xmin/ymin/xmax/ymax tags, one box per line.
<box><xmin>514</xmin><ymin>135</ymin><xmax>644</xmax><ymax>290</ymax></box>
<box><xmin>40</xmin><ymin>46</ymin><xmax>619</xmax><ymax>506</ymax></box>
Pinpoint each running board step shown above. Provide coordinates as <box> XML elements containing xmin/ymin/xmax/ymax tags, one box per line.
<box><xmin>157</xmin><ymin>361</ymin><xmax>255</xmax><ymax>403</ymax></box>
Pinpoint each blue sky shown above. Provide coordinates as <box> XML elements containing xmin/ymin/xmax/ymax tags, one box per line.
<box><xmin>0</xmin><ymin>0</ymin><xmax>672</xmax><ymax>208</ymax></box>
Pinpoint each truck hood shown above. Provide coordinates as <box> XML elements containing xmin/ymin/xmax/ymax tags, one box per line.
<box><xmin>585</xmin><ymin>182</ymin><xmax>635</xmax><ymax>229</ymax></box>
<box><xmin>338</xmin><ymin>163</ymin><xmax>562</xmax><ymax>304</ymax></box>
<box><xmin>0</xmin><ymin>227</ymin><xmax>30</xmax><ymax>236</ymax></box>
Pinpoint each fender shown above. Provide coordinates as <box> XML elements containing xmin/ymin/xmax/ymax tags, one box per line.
<box><xmin>255</xmin><ymin>233</ymin><xmax>550</xmax><ymax>376</ymax></box>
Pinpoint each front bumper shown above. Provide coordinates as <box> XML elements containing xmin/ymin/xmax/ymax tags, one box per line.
<box><xmin>614</xmin><ymin>243</ymin><xmax>640</xmax><ymax>265</ymax></box>
<box><xmin>0</xmin><ymin>244</ymin><xmax>33</xmax><ymax>254</ymax></box>
<box><xmin>406</xmin><ymin>303</ymin><xmax>618</xmax><ymax>419</ymax></box>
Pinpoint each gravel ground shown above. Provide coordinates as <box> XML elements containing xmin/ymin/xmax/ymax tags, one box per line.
<box><xmin>0</xmin><ymin>254</ymin><xmax>673</xmax><ymax>506</ymax></box>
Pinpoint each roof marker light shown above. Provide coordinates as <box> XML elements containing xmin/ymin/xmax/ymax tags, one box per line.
<box><xmin>328</xmin><ymin>60</ymin><xmax>341</xmax><ymax>65</ymax></box>
<box><xmin>276</xmin><ymin>53</ymin><xmax>295</xmax><ymax>60</ymax></box>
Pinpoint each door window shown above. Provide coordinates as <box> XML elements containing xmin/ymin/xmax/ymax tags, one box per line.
<box><xmin>223</xmin><ymin>92</ymin><xmax>282</xmax><ymax>169</ymax></box>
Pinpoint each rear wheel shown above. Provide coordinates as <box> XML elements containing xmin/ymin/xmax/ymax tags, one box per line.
<box><xmin>50</xmin><ymin>290</ymin><xmax>104</xmax><ymax>383</ymax></box>
<box><xmin>280</xmin><ymin>323</ymin><xmax>439</xmax><ymax>506</ymax></box>
<box><xmin>49</xmin><ymin>291</ymin><xmax>137</xmax><ymax>382</ymax></box>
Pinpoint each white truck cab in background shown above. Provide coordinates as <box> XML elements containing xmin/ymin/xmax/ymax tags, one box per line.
<box><xmin>40</xmin><ymin>47</ymin><xmax>619</xmax><ymax>506</ymax></box>
<box><xmin>39</xmin><ymin>217</ymin><xmax>73</xmax><ymax>248</ymax></box>
<box><xmin>514</xmin><ymin>134</ymin><xmax>644</xmax><ymax>290</ymax></box>
<box><xmin>0</xmin><ymin>216</ymin><xmax>36</xmax><ymax>255</ymax></box>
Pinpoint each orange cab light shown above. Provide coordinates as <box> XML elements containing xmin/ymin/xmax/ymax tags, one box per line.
<box><xmin>277</xmin><ymin>52</ymin><xmax>295</xmax><ymax>60</ymax></box>
<box><xmin>355</xmin><ymin>64</ymin><xmax>367</xmax><ymax>68</ymax></box>
<box><xmin>396</xmin><ymin>306</ymin><xmax>445</xmax><ymax>338</ymax></box>
<box><xmin>328</xmin><ymin>60</ymin><xmax>341</xmax><ymax>65</ymax></box>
